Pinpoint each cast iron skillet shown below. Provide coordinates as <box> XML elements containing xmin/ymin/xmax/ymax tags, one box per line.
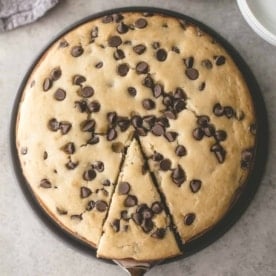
<box><xmin>10</xmin><ymin>6</ymin><xmax>268</xmax><ymax>273</ymax></box>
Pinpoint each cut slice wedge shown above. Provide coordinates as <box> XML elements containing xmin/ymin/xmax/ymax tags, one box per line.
<box><xmin>97</xmin><ymin>138</ymin><xmax>181</xmax><ymax>261</ymax></box>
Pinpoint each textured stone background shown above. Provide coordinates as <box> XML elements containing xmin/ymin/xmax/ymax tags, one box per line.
<box><xmin>0</xmin><ymin>0</ymin><xmax>275</xmax><ymax>275</ymax></box>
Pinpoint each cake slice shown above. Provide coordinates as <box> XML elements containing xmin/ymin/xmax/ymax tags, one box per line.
<box><xmin>97</xmin><ymin>138</ymin><xmax>181</xmax><ymax>261</ymax></box>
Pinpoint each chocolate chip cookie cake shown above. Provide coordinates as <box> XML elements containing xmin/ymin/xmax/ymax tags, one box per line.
<box><xmin>16</xmin><ymin>11</ymin><xmax>256</xmax><ymax>261</ymax></box>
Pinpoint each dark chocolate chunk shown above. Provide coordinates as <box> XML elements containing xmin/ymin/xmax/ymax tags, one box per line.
<box><xmin>43</xmin><ymin>78</ymin><xmax>52</xmax><ymax>91</ymax></box>
<box><xmin>203</xmin><ymin>124</ymin><xmax>215</xmax><ymax>137</ymax></box>
<box><xmin>108</xmin><ymin>35</ymin><xmax>122</xmax><ymax>47</ymax></box>
<box><xmin>93</xmin><ymin>161</ymin><xmax>104</xmax><ymax>172</ymax></box>
<box><xmin>198</xmin><ymin>82</ymin><xmax>206</xmax><ymax>91</ymax></box>
<box><xmin>143</xmin><ymin>75</ymin><xmax>154</xmax><ymax>88</ymax></box>
<box><xmin>40</xmin><ymin>179</ymin><xmax>52</xmax><ymax>188</ymax></box>
<box><xmin>197</xmin><ymin>115</ymin><xmax>210</xmax><ymax>126</ymax></box>
<box><xmin>151</xmin><ymin>202</ymin><xmax>163</xmax><ymax>214</ymax></box>
<box><xmin>124</xmin><ymin>195</ymin><xmax>138</xmax><ymax>207</ymax></box>
<box><xmin>80</xmin><ymin>186</ymin><xmax>92</xmax><ymax>198</ymax></box>
<box><xmin>86</xmin><ymin>200</ymin><xmax>95</xmax><ymax>211</ymax></box>
<box><xmin>153</xmin><ymin>84</ymin><xmax>163</xmax><ymax>98</ymax></box>
<box><xmin>111</xmin><ymin>219</ymin><xmax>120</xmax><ymax>232</ymax></box>
<box><xmin>121</xmin><ymin>210</ymin><xmax>129</xmax><ymax>221</ymax></box>
<box><xmin>21</xmin><ymin>147</ymin><xmax>28</xmax><ymax>155</ymax></box>
<box><xmin>190</xmin><ymin>179</ymin><xmax>202</xmax><ymax>193</ymax></box>
<box><xmin>71</xmin><ymin>45</ymin><xmax>84</xmax><ymax>57</ymax></box>
<box><xmin>102</xmin><ymin>15</ymin><xmax>113</xmax><ymax>23</ymax></box>
<box><xmin>133</xmin><ymin>44</ymin><xmax>146</xmax><ymax>55</ymax></box>
<box><xmin>224</xmin><ymin>106</ymin><xmax>234</xmax><ymax>118</ymax></box>
<box><xmin>95</xmin><ymin>200</ymin><xmax>108</xmax><ymax>212</ymax></box>
<box><xmin>62</xmin><ymin>142</ymin><xmax>75</xmax><ymax>154</ymax></box>
<box><xmin>117</xmin><ymin>22</ymin><xmax>128</xmax><ymax>34</ymax></box>
<box><xmin>175</xmin><ymin>145</ymin><xmax>187</xmax><ymax>157</ymax></box>
<box><xmin>136</xmin><ymin>61</ymin><xmax>149</xmax><ymax>74</ymax></box>
<box><xmin>141</xmin><ymin>219</ymin><xmax>154</xmax><ymax>233</ymax></box>
<box><xmin>56</xmin><ymin>207</ymin><xmax>68</xmax><ymax>215</ymax></box>
<box><xmin>87</xmin><ymin>134</ymin><xmax>100</xmax><ymax>145</ymax></box>
<box><xmin>192</xmin><ymin>128</ymin><xmax>204</xmax><ymax>140</ymax></box>
<box><xmin>184</xmin><ymin>213</ymin><xmax>196</xmax><ymax>225</ymax></box>
<box><xmin>210</xmin><ymin>143</ymin><xmax>226</xmax><ymax>163</ymax></box>
<box><xmin>164</xmin><ymin>131</ymin><xmax>178</xmax><ymax>142</ymax></box>
<box><xmin>171</xmin><ymin>165</ymin><xmax>186</xmax><ymax>186</ymax></box>
<box><xmin>80</xmin><ymin>86</ymin><xmax>94</xmax><ymax>98</ymax></box>
<box><xmin>215</xmin><ymin>130</ymin><xmax>227</xmax><ymax>141</ymax></box>
<box><xmin>214</xmin><ymin>55</ymin><xmax>226</xmax><ymax>65</ymax></box>
<box><xmin>135</xmin><ymin>18</ymin><xmax>147</xmax><ymax>28</ymax></box>
<box><xmin>113</xmin><ymin>49</ymin><xmax>125</xmax><ymax>60</ymax></box>
<box><xmin>83</xmin><ymin>169</ymin><xmax>96</xmax><ymax>181</ymax></box>
<box><xmin>118</xmin><ymin>182</ymin><xmax>131</xmax><ymax>195</ymax></box>
<box><xmin>172</xmin><ymin>46</ymin><xmax>180</xmax><ymax>53</ymax></box>
<box><xmin>107</xmin><ymin>112</ymin><xmax>117</xmax><ymax>126</ymax></box>
<box><xmin>184</xmin><ymin>56</ymin><xmax>194</xmax><ymax>68</ymax></box>
<box><xmin>131</xmin><ymin>115</ymin><xmax>143</xmax><ymax>128</ymax></box>
<box><xmin>70</xmin><ymin>214</ymin><xmax>82</xmax><ymax>221</ymax></box>
<box><xmin>87</xmin><ymin>100</ymin><xmax>101</xmax><ymax>113</ymax></box>
<box><xmin>185</xmin><ymin>68</ymin><xmax>199</xmax><ymax>80</ymax></box>
<box><xmin>151</xmin><ymin>124</ymin><xmax>165</xmax><ymax>136</ymax></box>
<box><xmin>213</xmin><ymin>103</ymin><xmax>224</xmax><ymax>116</ymax></box>
<box><xmin>127</xmin><ymin>87</ymin><xmax>137</xmax><ymax>97</ymax></box>
<box><xmin>65</xmin><ymin>160</ymin><xmax>78</xmax><ymax>170</ymax></box>
<box><xmin>43</xmin><ymin>151</ymin><xmax>48</xmax><ymax>160</ymax></box>
<box><xmin>73</xmin><ymin>74</ymin><xmax>86</xmax><ymax>85</ymax></box>
<box><xmin>117</xmin><ymin>63</ymin><xmax>129</xmax><ymax>76</ymax></box>
<box><xmin>151</xmin><ymin>228</ymin><xmax>166</xmax><ymax>239</ymax></box>
<box><xmin>50</xmin><ymin>67</ymin><xmax>62</xmax><ymax>81</ymax></box>
<box><xmin>48</xmin><ymin>118</ymin><xmax>59</xmax><ymax>131</ymax></box>
<box><xmin>54</xmin><ymin>88</ymin><xmax>66</xmax><ymax>101</ymax></box>
<box><xmin>160</xmin><ymin>158</ymin><xmax>172</xmax><ymax>171</ymax></box>
<box><xmin>132</xmin><ymin>212</ymin><xmax>143</xmax><ymax>225</ymax></box>
<box><xmin>201</xmin><ymin>59</ymin><xmax>213</xmax><ymax>69</ymax></box>
<box><xmin>81</xmin><ymin>119</ymin><xmax>95</xmax><ymax>132</ymax></box>
<box><xmin>156</xmin><ymin>48</ymin><xmax>167</xmax><ymax>61</ymax></box>
<box><xmin>142</xmin><ymin>98</ymin><xmax>156</xmax><ymax>110</ymax></box>
<box><xmin>107</xmin><ymin>128</ymin><xmax>117</xmax><ymax>141</ymax></box>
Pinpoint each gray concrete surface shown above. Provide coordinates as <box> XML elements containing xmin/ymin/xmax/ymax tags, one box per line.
<box><xmin>0</xmin><ymin>0</ymin><xmax>275</xmax><ymax>275</ymax></box>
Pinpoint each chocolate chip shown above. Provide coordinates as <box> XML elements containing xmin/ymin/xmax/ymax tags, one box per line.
<box><xmin>151</xmin><ymin>202</ymin><xmax>163</xmax><ymax>214</ymax></box>
<box><xmin>102</xmin><ymin>15</ymin><xmax>113</xmax><ymax>23</ymax></box>
<box><xmin>210</xmin><ymin>143</ymin><xmax>226</xmax><ymax>163</ymax></box>
<box><xmin>173</xmin><ymin>99</ymin><xmax>186</xmax><ymax>113</ymax></box>
<box><xmin>40</xmin><ymin>179</ymin><xmax>52</xmax><ymax>188</ymax></box>
<box><xmin>213</xmin><ymin>103</ymin><xmax>224</xmax><ymax>116</ymax></box>
<box><xmin>87</xmin><ymin>100</ymin><xmax>101</xmax><ymax>113</ymax></box>
<box><xmin>143</xmin><ymin>115</ymin><xmax>156</xmax><ymax>128</ymax></box>
<box><xmin>83</xmin><ymin>169</ymin><xmax>96</xmax><ymax>181</ymax></box>
<box><xmin>107</xmin><ymin>112</ymin><xmax>117</xmax><ymax>126</ymax></box>
<box><xmin>111</xmin><ymin>142</ymin><xmax>124</xmax><ymax>153</ymax></box>
<box><xmin>54</xmin><ymin>88</ymin><xmax>66</xmax><ymax>101</ymax></box>
<box><xmin>65</xmin><ymin>160</ymin><xmax>78</xmax><ymax>170</ymax></box>
<box><xmin>174</xmin><ymin>87</ymin><xmax>187</xmax><ymax>100</ymax></box>
<box><xmin>133</xmin><ymin>44</ymin><xmax>146</xmax><ymax>55</ymax></box>
<box><xmin>108</xmin><ymin>35</ymin><xmax>122</xmax><ymax>47</ymax></box>
<box><xmin>87</xmin><ymin>134</ymin><xmax>99</xmax><ymax>145</ymax></box>
<box><xmin>118</xmin><ymin>182</ymin><xmax>130</xmax><ymax>195</ymax></box>
<box><xmin>80</xmin><ymin>186</ymin><xmax>92</xmax><ymax>198</ymax></box>
<box><xmin>164</xmin><ymin>131</ymin><xmax>178</xmax><ymax>142</ymax></box>
<box><xmin>224</xmin><ymin>106</ymin><xmax>234</xmax><ymax>118</ymax></box>
<box><xmin>102</xmin><ymin>179</ymin><xmax>111</xmax><ymax>187</ymax></box>
<box><xmin>111</xmin><ymin>219</ymin><xmax>120</xmax><ymax>232</ymax></box>
<box><xmin>242</xmin><ymin>149</ymin><xmax>253</xmax><ymax>162</ymax></box>
<box><xmin>95</xmin><ymin>200</ymin><xmax>108</xmax><ymax>212</ymax></box>
<box><xmin>153</xmin><ymin>84</ymin><xmax>163</xmax><ymax>98</ymax></box>
<box><xmin>71</xmin><ymin>46</ymin><xmax>84</xmax><ymax>57</ymax></box>
<box><xmin>124</xmin><ymin>195</ymin><xmax>138</xmax><ymax>207</ymax></box>
<box><xmin>190</xmin><ymin>179</ymin><xmax>202</xmax><ymax>193</ymax></box>
<box><xmin>86</xmin><ymin>200</ymin><xmax>95</xmax><ymax>211</ymax></box>
<box><xmin>120</xmin><ymin>210</ymin><xmax>129</xmax><ymax>221</ymax></box>
<box><xmin>95</xmin><ymin>61</ymin><xmax>103</xmax><ymax>68</ymax></box>
<box><xmin>141</xmin><ymin>219</ymin><xmax>154</xmax><ymax>233</ymax></box>
<box><xmin>201</xmin><ymin>59</ymin><xmax>213</xmax><ymax>69</ymax></box>
<box><xmin>250</xmin><ymin>123</ymin><xmax>256</xmax><ymax>135</ymax></box>
<box><xmin>171</xmin><ymin>165</ymin><xmax>186</xmax><ymax>186</ymax></box>
<box><xmin>117</xmin><ymin>63</ymin><xmax>129</xmax><ymax>76</ymax></box>
<box><xmin>163</xmin><ymin>95</ymin><xmax>173</xmax><ymax>106</ymax></box>
<box><xmin>131</xmin><ymin>115</ymin><xmax>143</xmax><ymax>128</ymax></box>
<box><xmin>136</xmin><ymin>61</ymin><xmax>149</xmax><ymax>74</ymax></box>
<box><xmin>107</xmin><ymin>128</ymin><xmax>117</xmax><ymax>141</ymax></box>
<box><xmin>197</xmin><ymin>115</ymin><xmax>210</xmax><ymax>126</ymax></box>
<box><xmin>127</xmin><ymin>87</ymin><xmax>137</xmax><ymax>97</ymax></box>
<box><xmin>62</xmin><ymin>142</ymin><xmax>75</xmax><ymax>154</ymax></box>
<box><xmin>81</xmin><ymin>119</ymin><xmax>95</xmax><ymax>132</ymax></box>
<box><xmin>136</xmin><ymin>204</ymin><xmax>147</xmax><ymax>214</ymax></box>
<box><xmin>142</xmin><ymin>98</ymin><xmax>155</xmax><ymax>110</ymax></box>
<box><xmin>59</xmin><ymin>39</ymin><xmax>69</xmax><ymax>48</ymax></box>
<box><xmin>132</xmin><ymin>213</ymin><xmax>143</xmax><ymax>225</ymax></box>
<box><xmin>48</xmin><ymin>118</ymin><xmax>59</xmax><ymax>131</ymax></box>
<box><xmin>151</xmin><ymin>124</ymin><xmax>165</xmax><ymax>136</ymax></box>
<box><xmin>117</xmin><ymin>117</ymin><xmax>130</xmax><ymax>131</ymax></box>
<box><xmin>135</xmin><ymin>18</ymin><xmax>147</xmax><ymax>28</ymax></box>
<box><xmin>93</xmin><ymin>161</ymin><xmax>104</xmax><ymax>172</ymax></box>
<box><xmin>152</xmin><ymin>41</ymin><xmax>160</xmax><ymax>49</ymax></box>
<box><xmin>74</xmin><ymin>100</ymin><xmax>87</xmax><ymax>113</ymax></box>
<box><xmin>73</xmin><ymin>74</ymin><xmax>86</xmax><ymax>85</ymax></box>
<box><xmin>80</xmin><ymin>86</ymin><xmax>94</xmax><ymax>98</ymax></box>
<box><xmin>164</xmin><ymin>111</ymin><xmax>177</xmax><ymax>120</ymax></box>
<box><xmin>192</xmin><ymin>128</ymin><xmax>204</xmax><ymax>140</ymax></box>
<box><xmin>215</xmin><ymin>55</ymin><xmax>226</xmax><ymax>65</ymax></box>
<box><xmin>43</xmin><ymin>151</ymin><xmax>48</xmax><ymax>160</ymax></box>
<box><xmin>151</xmin><ymin>228</ymin><xmax>166</xmax><ymax>239</ymax></box>
<box><xmin>184</xmin><ymin>56</ymin><xmax>194</xmax><ymax>68</ymax></box>
<box><xmin>43</xmin><ymin>78</ymin><xmax>52</xmax><ymax>91</ymax></box>
<box><xmin>114</xmin><ymin>49</ymin><xmax>125</xmax><ymax>60</ymax></box>
<box><xmin>172</xmin><ymin>46</ymin><xmax>180</xmax><ymax>53</ymax></box>
<box><xmin>185</xmin><ymin>68</ymin><xmax>199</xmax><ymax>80</ymax></box>
<box><xmin>175</xmin><ymin>145</ymin><xmax>186</xmax><ymax>157</ymax></box>
<box><xmin>91</xmin><ymin>26</ymin><xmax>98</xmax><ymax>39</ymax></box>
<box><xmin>152</xmin><ymin>151</ymin><xmax>164</xmax><ymax>161</ymax></box>
<box><xmin>21</xmin><ymin>147</ymin><xmax>28</xmax><ymax>155</ymax></box>
<box><xmin>142</xmin><ymin>208</ymin><xmax>153</xmax><ymax>219</ymax></box>
<box><xmin>203</xmin><ymin>124</ymin><xmax>215</xmax><ymax>137</ymax></box>
<box><xmin>215</xmin><ymin>130</ymin><xmax>227</xmax><ymax>141</ymax></box>
<box><xmin>160</xmin><ymin>158</ymin><xmax>171</xmax><ymax>171</ymax></box>
<box><xmin>117</xmin><ymin>22</ymin><xmax>128</xmax><ymax>34</ymax></box>
<box><xmin>56</xmin><ymin>207</ymin><xmax>68</xmax><ymax>215</ymax></box>
<box><xmin>198</xmin><ymin>82</ymin><xmax>206</xmax><ymax>91</ymax></box>
<box><xmin>156</xmin><ymin>48</ymin><xmax>167</xmax><ymax>61</ymax></box>
<box><xmin>113</xmin><ymin>13</ymin><xmax>124</xmax><ymax>22</ymax></box>
<box><xmin>184</xmin><ymin>213</ymin><xmax>196</xmax><ymax>225</ymax></box>
<box><xmin>70</xmin><ymin>214</ymin><xmax>82</xmax><ymax>221</ymax></box>
<box><xmin>135</xmin><ymin>127</ymin><xmax>147</xmax><ymax>137</ymax></box>
<box><xmin>50</xmin><ymin>67</ymin><xmax>62</xmax><ymax>81</ymax></box>
<box><xmin>143</xmin><ymin>75</ymin><xmax>154</xmax><ymax>88</ymax></box>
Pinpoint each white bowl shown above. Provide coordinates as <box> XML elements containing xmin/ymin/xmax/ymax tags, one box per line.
<box><xmin>237</xmin><ymin>0</ymin><xmax>276</xmax><ymax>46</ymax></box>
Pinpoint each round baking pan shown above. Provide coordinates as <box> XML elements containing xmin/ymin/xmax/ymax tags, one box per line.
<box><xmin>10</xmin><ymin>6</ymin><xmax>268</xmax><ymax>266</ymax></box>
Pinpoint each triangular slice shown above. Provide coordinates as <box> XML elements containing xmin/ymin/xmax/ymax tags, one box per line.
<box><xmin>97</xmin><ymin>139</ymin><xmax>181</xmax><ymax>261</ymax></box>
